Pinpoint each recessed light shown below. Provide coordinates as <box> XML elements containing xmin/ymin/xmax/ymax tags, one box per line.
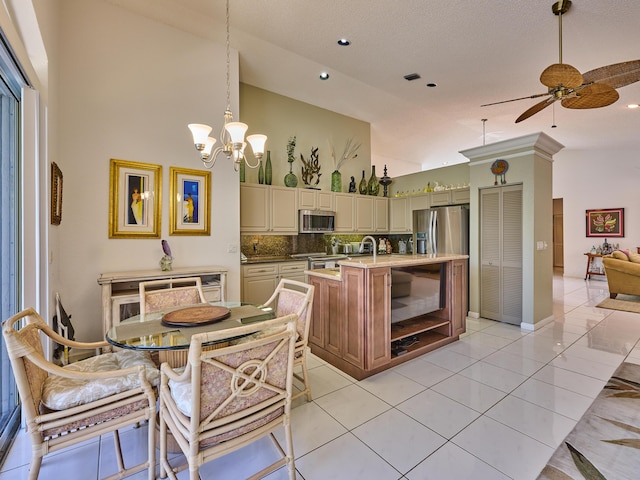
<box><xmin>426</xmin><ymin>82</ymin><xmax>437</xmax><ymax>88</ymax></box>
<box><xmin>628</xmin><ymin>103</ymin><xmax>639</xmax><ymax>109</ymax></box>
<box><xmin>319</xmin><ymin>72</ymin><xmax>330</xmax><ymax>80</ymax></box>
<box><xmin>337</xmin><ymin>38</ymin><xmax>351</xmax><ymax>46</ymax></box>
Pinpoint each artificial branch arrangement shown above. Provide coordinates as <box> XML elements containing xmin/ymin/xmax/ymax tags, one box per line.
<box><xmin>330</xmin><ymin>137</ymin><xmax>361</xmax><ymax>172</ymax></box>
<box><xmin>287</xmin><ymin>136</ymin><xmax>297</xmax><ymax>164</ymax></box>
<box><xmin>300</xmin><ymin>146</ymin><xmax>321</xmax><ymax>188</ymax></box>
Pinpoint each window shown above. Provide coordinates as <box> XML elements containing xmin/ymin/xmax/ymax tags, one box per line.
<box><xmin>0</xmin><ymin>29</ymin><xmax>27</xmax><ymax>465</ymax></box>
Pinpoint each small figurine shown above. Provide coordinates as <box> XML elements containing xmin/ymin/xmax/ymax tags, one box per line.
<box><xmin>348</xmin><ymin>176</ymin><xmax>356</xmax><ymax>193</ymax></box>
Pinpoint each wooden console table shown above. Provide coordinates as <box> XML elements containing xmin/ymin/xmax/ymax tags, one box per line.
<box><xmin>98</xmin><ymin>266</ymin><xmax>228</xmax><ymax>347</ymax></box>
<box><xmin>584</xmin><ymin>253</ymin><xmax>605</xmax><ymax>280</ymax></box>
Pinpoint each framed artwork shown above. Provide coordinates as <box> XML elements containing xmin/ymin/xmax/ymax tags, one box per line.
<box><xmin>169</xmin><ymin>166</ymin><xmax>210</xmax><ymax>236</ymax></box>
<box><xmin>109</xmin><ymin>158</ymin><xmax>162</xmax><ymax>238</ymax></box>
<box><xmin>51</xmin><ymin>162</ymin><xmax>63</xmax><ymax>225</ymax></box>
<box><xmin>586</xmin><ymin>208</ymin><xmax>625</xmax><ymax>238</ymax></box>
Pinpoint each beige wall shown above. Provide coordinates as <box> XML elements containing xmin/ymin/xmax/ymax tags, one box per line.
<box><xmin>240</xmin><ymin>84</ymin><xmax>371</xmax><ymax>191</ymax></box>
<box><xmin>462</xmin><ymin>133</ymin><xmax>561</xmax><ymax>329</ymax></box>
<box><xmin>54</xmin><ymin>0</ymin><xmax>242</xmax><ymax>341</ymax></box>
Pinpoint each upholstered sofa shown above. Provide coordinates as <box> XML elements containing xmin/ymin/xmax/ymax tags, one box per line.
<box><xmin>602</xmin><ymin>250</ymin><xmax>640</xmax><ymax>298</ymax></box>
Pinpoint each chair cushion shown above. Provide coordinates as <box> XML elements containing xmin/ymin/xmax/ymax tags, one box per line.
<box><xmin>630</xmin><ymin>252</ymin><xmax>640</xmax><ymax>264</ymax></box>
<box><xmin>41</xmin><ymin>350</ymin><xmax>159</xmax><ymax>411</ymax></box>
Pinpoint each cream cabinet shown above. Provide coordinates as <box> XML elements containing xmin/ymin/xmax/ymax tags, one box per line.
<box><xmin>333</xmin><ymin>193</ymin><xmax>355</xmax><ymax>232</ymax></box>
<box><xmin>389</xmin><ymin>197</ymin><xmax>411</xmax><ymax>233</ymax></box>
<box><xmin>355</xmin><ymin>196</ymin><xmax>374</xmax><ymax>232</ymax></box>
<box><xmin>240</xmin><ymin>184</ymin><xmax>298</xmax><ymax>233</ymax></box>
<box><xmin>410</xmin><ymin>193</ymin><xmax>430</xmax><ymax>211</ymax></box>
<box><xmin>374</xmin><ymin>197</ymin><xmax>389</xmax><ymax>232</ymax></box>
<box><xmin>241</xmin><ymin>261</ymin><xmax>307</xmax><ymax>304</ymax></box>
<box><xmin>298</xmin><ymin>189</ymin><xmax>333</xmax><ymax>211</ymax></box>
<box><xmin>97</xmin><ymin>266</ymin><xmax>228</xmax><ymax>346</ymax></box>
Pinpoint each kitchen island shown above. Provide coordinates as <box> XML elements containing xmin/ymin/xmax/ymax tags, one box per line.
<box><xmin>306</xmin><ymin>254</ymin><xmax>468</xmax><ymax>380</ymax></box>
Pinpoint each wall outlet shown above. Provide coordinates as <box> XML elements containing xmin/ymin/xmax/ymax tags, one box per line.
<box><xmin>228</xmin><ymin>244</ymin><xmax>237</xmax><ymax>253</ymax></box>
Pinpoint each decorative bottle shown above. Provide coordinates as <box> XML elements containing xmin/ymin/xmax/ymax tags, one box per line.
<box><xmin>358</xmin><ymin>170</ymin><xmax>367</xmax><ymax>194</ymax></box>
<box><xmin>367</xmin><ymin>165</ymin><xmax>380</xmax><ymax>196</ymax></box>
<box><xmin>331</xmin><ymin>170</ymin><xmax>342</xmax><ymax>192</ymax></box>
<box><xmin>258</xmin><ymin>160</ymin><xmax>264</xmax><ymax>184</ymax></box>
<box><xmin>265</xmin><ymin>150</ymin><xmax>272</xmax><ymax>185</ymax></box>
<box><xmin>239</xmin><ymin>159</ymin><xmax>246</xmax><ymax>183</ymax></box>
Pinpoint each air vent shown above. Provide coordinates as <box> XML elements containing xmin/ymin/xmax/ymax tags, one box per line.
<box><xmin>403</xmin><ymin>73</ymin><xmax>421</xmax><ymax>81</ymax></box>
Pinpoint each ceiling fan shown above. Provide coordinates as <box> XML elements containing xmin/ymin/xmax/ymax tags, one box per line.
<box><xmin>482</xmin><ymin>0</ymin><xmax>640</xmax><ymax>123</ymax></box>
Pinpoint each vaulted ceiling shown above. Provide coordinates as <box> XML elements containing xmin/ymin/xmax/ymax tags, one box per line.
<box><xmin>107</xmin><ymin>0</ymin><xmax>640</xmax><ymax>175</ymax></box>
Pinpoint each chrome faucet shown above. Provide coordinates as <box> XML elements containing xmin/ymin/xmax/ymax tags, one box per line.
<box><xmin>361</xmin><ymin>235</ymin><xmax>377</xmax><ymax>263</ymax></box>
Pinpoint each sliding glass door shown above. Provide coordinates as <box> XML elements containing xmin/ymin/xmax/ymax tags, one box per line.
<box><xmin>0</xmin><ymin>31</ymin><xmax>24</xmax><ymax>465</ymax></box>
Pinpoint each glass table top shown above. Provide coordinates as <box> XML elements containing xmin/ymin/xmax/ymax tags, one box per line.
<box><xmin>105</xmin><ymin>302</ymin><xmax>275</xmax><ymax>351</ymax></box>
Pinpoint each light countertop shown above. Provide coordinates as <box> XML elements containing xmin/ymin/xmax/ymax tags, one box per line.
<box><xmin>338</xmin><ymin>253</ymin><xmax>468</xmax><ymax>269</ymax></box>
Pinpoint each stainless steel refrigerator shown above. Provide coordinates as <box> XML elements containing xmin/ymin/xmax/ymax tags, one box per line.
<box><xmin>413</xmin><ymin>205</ymin><xmax>469</xmax><ymax>255</ymax></box>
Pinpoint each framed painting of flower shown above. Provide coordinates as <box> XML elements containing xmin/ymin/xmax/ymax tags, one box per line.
<box><xmin>586</xmin><ymin>208</ymin><xmax>624</xmax><ymax>238</ymax></box>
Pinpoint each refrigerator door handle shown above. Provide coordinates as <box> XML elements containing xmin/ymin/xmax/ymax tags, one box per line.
<box><xmin>429</xmin><ymin>210</ymin><xmax>437</xmax><ymax>254</ymax></box>
<box><xmin>432</xmin><ymin>210</ymin><xmax>437</xmax><ymax>254</ymax></box>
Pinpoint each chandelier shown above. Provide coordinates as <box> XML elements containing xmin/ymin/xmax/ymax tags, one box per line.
<box><xmin>188</xmin><ymin>0</ymin><xmax>266</xmax><ymax>170</ymax></box>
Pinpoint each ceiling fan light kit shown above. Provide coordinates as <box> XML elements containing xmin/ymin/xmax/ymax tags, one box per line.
<box><xmin>482</xmin><ymin>0</ymin><xmax>640</xmax><ymax>123</ymax></box>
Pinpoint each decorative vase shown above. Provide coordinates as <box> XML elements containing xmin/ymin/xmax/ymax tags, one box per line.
<box><xmin>258</xmin><ymin>160</ymin><xmax>264</xmax><ymax>184</ymax></box>
<box><xmin>265</xmin><ymin>150</ymin><xmax>272</xmax><ymax>185</ymax></box>
<box><xmin>379</xmin><ymin>164</ymin><xmax>392</xmax><ymax>197</ymax></box>
<box><xmin>367</xmin><ymin>165</ymin><xmax>380</xmax><ymax>196</ymax></box>
<box><xmin>160</xmin><ymin>255</ymin><xmax>173</xmax><ymax>271</ymax></box>
<box><xmin>331</xmin><ymin>170</ymin><xmax>342</xmax><ymax>192</ymax></box>
<box><xmin>284</xmin><ymin>162</ymin><xmax>298</xmax><ymax>187</ymax></box>
<box><xmin>358</xmin><ymin>170</ymin><xmax>367</xmax><ymax>194</ymax></box>
<box><xmin>239</xmin><ymin>159</ymin><xmax>245</xmax><ymax>183</ymax></box>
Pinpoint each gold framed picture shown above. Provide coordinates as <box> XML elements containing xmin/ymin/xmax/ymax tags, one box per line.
<box><xmin>169</xmin><ymin>166</ymin><xmax>210</xmax><ymax>236</ymax></box>
<box><xmin>51</xmin><ymin>162</ymin><xmax>63</xmax><ymax>225</ymax></box>
<box><xmin>109</xmin><ymin>158</ymin><xmax>162</xmax><ymax>238</ymax></box>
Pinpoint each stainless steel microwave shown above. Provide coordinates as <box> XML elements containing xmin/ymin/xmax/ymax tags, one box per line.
<box><xmin>299</xmin><ymin>209</ymin><xmax>335</xmax><ymax>233</ymax></box>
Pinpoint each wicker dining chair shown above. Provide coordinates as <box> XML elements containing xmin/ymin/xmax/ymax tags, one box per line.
<box><xmin>139</xmin><ymin>277</ymin><xmax>207</xmax><ymax>316</ymax></box>
<box><xmin>2</xmin><ymin>308</ymin><xmax>158</xmax><ymax>480</ymax></box>
<box><xmin>158</xmin><ymin>313</ymin><xmax>298</xmax><ymax>480</ymax></box>
<box><xmin>260</xmin><ymin>279</ymin><xmax>315</xmax><ymax>401</ymax></box>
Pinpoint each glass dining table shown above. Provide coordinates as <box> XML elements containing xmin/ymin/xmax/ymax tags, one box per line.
<box><xmin>105</xmin><ymin>302</ymin><xmax>275</xmax><ymax>367</ymax></box>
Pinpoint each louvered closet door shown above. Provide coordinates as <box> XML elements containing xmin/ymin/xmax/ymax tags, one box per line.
<box><xmin>480</xmin><ymin>185</ymin><xmax>522</xmax><ymax>324</ymax></box>
<box><xmin>480</xmin><ymin>190</ymin><xmax>501</xmax><ymax>320</ymax></box>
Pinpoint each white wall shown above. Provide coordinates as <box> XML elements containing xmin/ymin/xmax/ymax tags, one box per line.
<box><xmin>57</xmin><ymin>0</ymin><xmax>241</xmax><ymax>341</ymax></box>
<box><xmin>554</xmin><ymin>148</ymin><xmax>640</xmax><ymax>279</ymax></box>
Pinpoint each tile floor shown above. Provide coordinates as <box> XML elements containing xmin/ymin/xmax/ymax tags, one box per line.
<box><xmin>3</xmin><ymin>274</ymin><xmax>640</xmax><ymax>480</ymax></box>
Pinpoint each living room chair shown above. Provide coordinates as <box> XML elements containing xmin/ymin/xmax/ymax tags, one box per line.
<box><xmin>260</xmin><ymin>279</ymin><xmax>315</xmax><ymax>402</ymax></box>
<box><xmin>2</xmin><ymin>307</ymin><xmax>158</xmax><ymax>480</ymax></box>
<box><xmin>139</xmin><ymin>276</ymin><xmax>207</xmax><ymax>315</ymax></box>
<box><xmin>158</xmin><ymin>313</ymin><xmax>299</xmax><ymax>480</ymax></box>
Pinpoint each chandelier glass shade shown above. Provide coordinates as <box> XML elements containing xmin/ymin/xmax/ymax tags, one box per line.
<box><xmin>188</xmin><ymin>0</ymin><xmax>266</xmax><ymax>170</ymax></box>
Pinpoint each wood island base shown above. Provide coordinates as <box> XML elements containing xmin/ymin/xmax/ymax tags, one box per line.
<box><xmin>306</xmin><ymin>254</ymin><xmax>468</xmax><ymax>380</ymax></box>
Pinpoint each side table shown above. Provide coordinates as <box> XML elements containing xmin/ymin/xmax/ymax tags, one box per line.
<box><xmin>584</xmin><ymin>253</ymin><xmax>606</xmax><ymax>280</ymax></box>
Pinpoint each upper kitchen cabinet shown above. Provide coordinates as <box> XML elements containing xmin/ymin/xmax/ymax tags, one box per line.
<box><xmin>298</xmin><ymin>189</ymin><xmax>334</xmax><ymax>211</ymax></box>
<box><xmin>354</xmin><ymin>196</ymin><xmax>388</xmax><ymax>233</ymax></box>
<box><xmin>430</xmin><ymin>188</ymin><xmax>470</xmax><ymax>206</ymax></box>
<box><xmin>240</xmin><ymin>184</ymin><xmax>298</xmax><ymax>233</ymax></box>
<box><xmin>389</xmin><ymin>197</ymin><xmax>411</xmax><ymax>233</ymax></box>
<box><xmin>333</xmin><ymin>193</ymin><xmax>355</xmax><ymax>232</ymax></box>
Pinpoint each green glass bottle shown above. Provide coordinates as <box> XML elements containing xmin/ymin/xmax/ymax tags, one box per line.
<box><xmin>367</xmin><ymin>165</ymin><xmax>379</xmax><ymax>196</ymax></box>
<box><xmin>239</xmin><ymin>159</ymin><xmax>246</xmax><ymax>182</ymax></box>
<box><xmin>358</xmin><ymin>170</ymin><xmax>367</xmax><ymax>194</ymax></box>
<box><xmin>265</xmin><ymin>150</ymin><xmax>272</xmax><ymax>185</ymax></box>
<box><xmin>258</xmin><ymin>160</ymin><xmax>264</xmax><ymax>184</ymax></box>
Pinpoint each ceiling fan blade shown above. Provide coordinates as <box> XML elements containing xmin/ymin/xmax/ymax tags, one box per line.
<box><xmin>515</xmin><ymin>97</ymin><xmax>557</xmax><ymax>123</ymax></box>
<box><xmin>561</xmin><ymin>83</ymin><xmax>619</xmax><ymax>109</ymax></box>
<box><xmin>582</xmin><ymin>59</ymin><xmax>640</xmax><ymax>89</ymax></box>
<box><xmin>540</xmin><ymin>63</ymin><xmax>583</xmax><ymax>89</ymax></box>
<box><xmin>481</xmin><ymin>92</ymin><xmax>549</xmax><ymax>107</ymax></box>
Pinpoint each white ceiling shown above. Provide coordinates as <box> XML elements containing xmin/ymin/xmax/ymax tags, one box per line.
<box><xmin>107</xmin><ymin>0</ymin><xmax>640</xmax><ymax>175</ymax></box>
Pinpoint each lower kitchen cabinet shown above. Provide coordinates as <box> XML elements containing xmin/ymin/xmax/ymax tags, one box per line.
<box><xmin>241</xmin><ymin>261</ymin><xmax>307</xmax><ymax>304</ymax></box>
